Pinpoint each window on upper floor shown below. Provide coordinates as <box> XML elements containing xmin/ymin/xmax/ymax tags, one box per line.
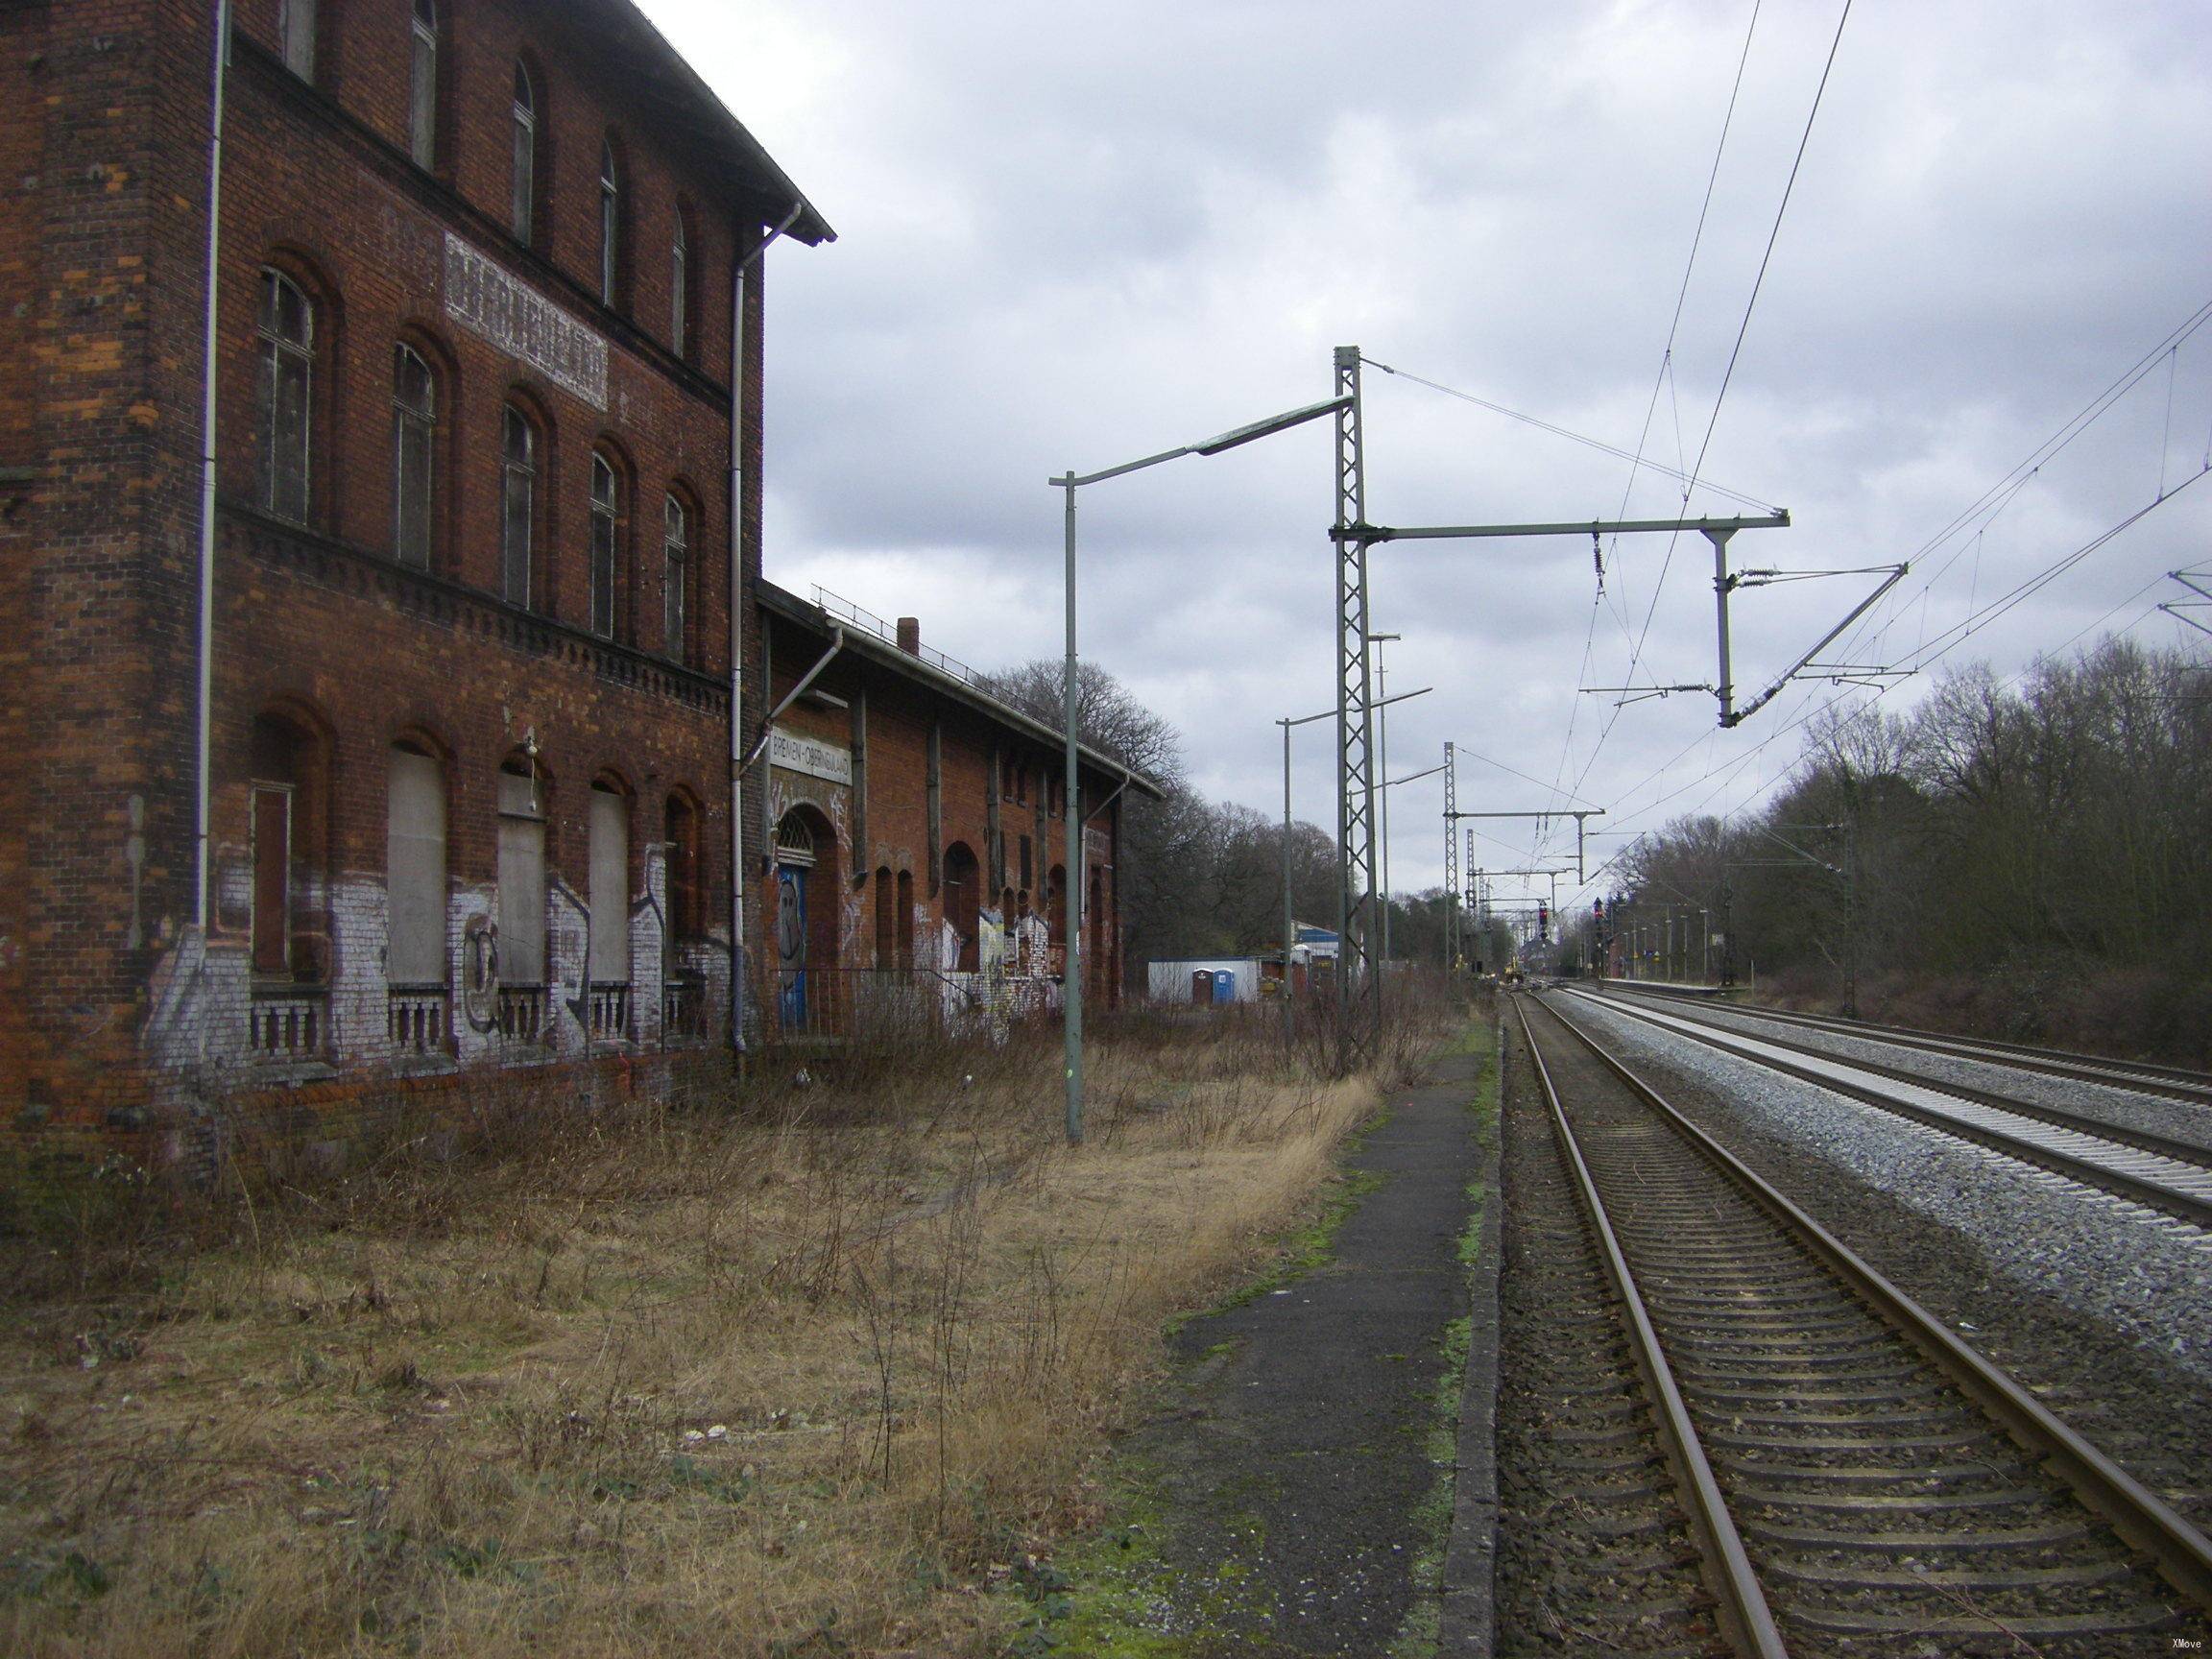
<box><xmin>392</xmin><ymin>344</ymin><xmax>436</xmax><ymax>567</ymax></box>
<box><xmin>278</xmin><ymin>0</ymin><xmax>316</xmax><ymax>81</ymax></box>
<box><xmin>255</xmin><ymin>270</ymin><xmax>313</xmax><ymax>523</ymax></box>
<box><xmin>408</xmin><ymin>0</ymin><xmax>440</xmax><ymax>169</ymax></box>
<box><xmin>511</xmin><ymin>62</ymin><xmax>538</xmax><ymax>246</ymax></box>
<box><xmin>599</xmin><ymin>139</ymin><xmax>622</xmax><ymax>307</ymax></box>
<box><xmin>662</xmin><ymin>492</ymin><xmax>688</xmax><ymax>664</ymax></box>
<box><xmin>671</xmin><ymin>206</ymin><xmax>694</xmax><ymax>358</ymax></box>
<box><xmin>501</xmin><ymin>405</ymin><xmax>536</xmax><ymax>607</ymax></box>
<box><xmin>589</xmin><ymin>452</ymin><xmax>621</xmax><ymax>638</ymax></box>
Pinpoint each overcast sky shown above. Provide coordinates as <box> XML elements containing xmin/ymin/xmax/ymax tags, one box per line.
<box><xmin>643</xmin><ymin>0</ymin><xmax>2212</xmax><ymax>905</ymax></box>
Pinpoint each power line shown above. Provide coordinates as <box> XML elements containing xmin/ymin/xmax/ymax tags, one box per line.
<box><xmin>1361</xmin><ymin>359</ymin><xmax>1782</xmax><ymax>513</ymax></box>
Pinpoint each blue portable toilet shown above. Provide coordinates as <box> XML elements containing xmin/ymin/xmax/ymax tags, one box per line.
<box><xmin>1212</xmin><ymin>970</ymin><xmax>1236</xmax><ymax>1004</ymax></box>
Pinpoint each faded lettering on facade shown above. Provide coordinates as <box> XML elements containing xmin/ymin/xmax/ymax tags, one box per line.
<box><xmin>769</xmin><ymin>727</ymin><xmax>854</xmax><ymax>786</ymax></box>
<box><xmin>443</xmin><ymin>232</ymin><xmax>609</xmax><ymax>409</ymax></box>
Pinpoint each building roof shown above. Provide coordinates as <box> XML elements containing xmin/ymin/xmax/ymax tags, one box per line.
<box><xmin>552</xmin><ymin>0</ymin><xmax>834</xmax><ymax>246</ymax></box>
<box><xmin>759</xmin><ymin>582</ymin><xmax>1166</xmax><ymax>801</ymax></box>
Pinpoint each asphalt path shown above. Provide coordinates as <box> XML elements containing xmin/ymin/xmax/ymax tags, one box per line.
<box><xmin>1090</xmin><ymin>1041</ymin><xmax>1495</xmax><ymax>1656</ymax></box>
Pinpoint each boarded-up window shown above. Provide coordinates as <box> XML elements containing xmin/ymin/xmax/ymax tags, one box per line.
<box><xmin>874</xmin><ymin>866</ymin><xmax>894</xmax><ymax>966</ymax></box>
<box><xmin>387</xmin><ymin>747</ymin><xmax>446</xmax><ymax>984</ymax></box>
<box><xmin>896</xmin><ymin>870</ymin><xmax>914</xmax><ymax>972</ymax></box>
<box><xmin>589</xmin><ymin>783</ymin><xmax>630</xmax><ymax>983</ymax></box>
<box><xmin>496</xmin><ymin>764</ymin><xmax>545</xmax><ymax>985</ymax></box>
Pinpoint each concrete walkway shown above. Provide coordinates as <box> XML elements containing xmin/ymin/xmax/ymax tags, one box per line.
<box><xmin>1084</xmin><ymin>1040</ymin><xmax>1497</xmax><ymax>1656</ymax></box>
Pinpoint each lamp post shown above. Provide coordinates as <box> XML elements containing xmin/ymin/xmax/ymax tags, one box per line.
<box><xmin>1381</xmin><ymin>757</ymin><xmax>1444</xmax><ymax>971</ymax></box>
<box><xmin>1279</xmin><ymin>685</ymin><xmax>1429</xmax><ymax>1045</ymax></box>
<box><xmin>1056</xmin><ymin>392</ymin><xmax>1350</xmax><ymax>1142</ymax></box>
<box><xmin>1369</xmin><ymin>635</ymin><xmax>1401</xmax><ymax>960</ymax></box>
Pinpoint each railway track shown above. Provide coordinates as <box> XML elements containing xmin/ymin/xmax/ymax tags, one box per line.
<box><xmin>1505</xmin><ymin>990</ymin><xmax>2212</xmax><ymax>1654</ymax></box>
<box><xmin>1569</xmin><ymin>985</ymin><xmax>2212</xmax><ymax>1232</ymax></box>
<box><xmin>1603</xmin><ymin>980</ymin><xmax>2212</xmax><ymax>1109</ymax></box>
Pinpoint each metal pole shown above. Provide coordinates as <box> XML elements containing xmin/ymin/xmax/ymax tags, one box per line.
<box><xmin>1280</xmin><ymin>717</ymin><xmax>1294</xmax><ymax>1046</ymax></box>
<box><xmin>1332</xmin><ymin>345</ymin><xmax>1380</xmax><ymax>1064</ymax></box>
<box><xmin>1844</xmin><ymin>820</ymin><xmax>1859</xmax><ymax>1020</ymax></box>
<box><xmin>1062</xmin><ymin>474</ymin><xmax>1083</xmax><ymax>1142</ymax></box>
<box><xmin>1442</xmin><ymin>742</ymin><xmax>1458</xmax><ymax>971</ymax></box>
<box><xmin>1378</xmin><ymin>661</ymin><xmax>1392</xmax><ymax>965</ymax></box>
<box><xmin>1709</xmin><ymin>528</ymin><xmax>1739</xmax><ymax>726</ymax></box>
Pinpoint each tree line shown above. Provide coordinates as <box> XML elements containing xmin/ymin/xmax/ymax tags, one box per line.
<box><xmin>1577</xmin><ymin>636</ymin><xmax>2212</xmax><ymax>1054</ymax></box>
<box><xmin>981</xmin><ymin>661</ymin><xmax>1510</xmax><ymax>977</ymax></box>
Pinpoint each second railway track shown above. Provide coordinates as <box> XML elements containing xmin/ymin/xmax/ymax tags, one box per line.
<box><xmin>1504</xmin><ymin>989</ymin><xmax>2212</xmax><ymax>1655</ymax></box>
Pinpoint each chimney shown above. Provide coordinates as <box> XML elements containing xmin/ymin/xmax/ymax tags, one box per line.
<box><xmin>896</xmin><ymin>616</ymin><xmax>921</xmax><ymax>656</ymax></box>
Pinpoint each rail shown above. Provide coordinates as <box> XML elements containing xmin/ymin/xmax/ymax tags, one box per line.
<box><xmin>1528</xmin><ymin>989</ymin><xmax>2212</xmax><ymax>1616</ymax></box>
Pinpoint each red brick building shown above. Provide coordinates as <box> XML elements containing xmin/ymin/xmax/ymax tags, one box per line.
<box><xmin>0</xmin><ymin>0</ymin><xmax>839</xmax><ymax>1158</ymax></box>
<box><xmin>755</xmin><ymin>587</ymin><xmax>1153</xmax><ymax>1040</ymax></box>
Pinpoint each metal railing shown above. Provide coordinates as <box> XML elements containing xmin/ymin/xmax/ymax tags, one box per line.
<box><xmin>751</xmin><ymin>965</ymin><xmax>1052</xmax><ymax>1045</ymax></box>
<box><xmin>810</xmin><ymin>586</ymin><xmax>984</xmax><ymax>687</ymax></box>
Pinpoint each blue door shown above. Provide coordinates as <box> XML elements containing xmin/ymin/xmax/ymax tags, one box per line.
<box><xmin>777</xmin><ymin>862</ymin><xmax>807</xmax><ymax>1029</ymax></box>
<box><xmin>1213</xmin><ymin>970</ymin><xmax>1236</xmax><ymax>1004</ymax></box>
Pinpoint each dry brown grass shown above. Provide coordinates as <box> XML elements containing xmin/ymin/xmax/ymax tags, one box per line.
<box><xmin>0</xmin><ymin>986</ymin><xmax>1457</xmax><ymax>1657</ymax></box>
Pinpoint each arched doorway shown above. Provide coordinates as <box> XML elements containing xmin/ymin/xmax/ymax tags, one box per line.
<box><xmin>774</xmin><ymin>806</ymin><xmax>840</xmax><ymax>1031</ymax></box>
<box><xmin>943</xmin><ymin>841</ymin><xmax>980</xmax><ymax>973</ymax></box>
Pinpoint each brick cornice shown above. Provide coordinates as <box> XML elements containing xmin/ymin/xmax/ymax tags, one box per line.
<box><xmin>221</xmin><ymin>500</ymin><xmax>731</xmax><ymax>718</ymax></box>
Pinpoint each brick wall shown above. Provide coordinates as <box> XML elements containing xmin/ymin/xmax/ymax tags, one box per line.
<box><xmin>1</xmin><ymin>0</ymin><xmax>809</xmax><ymax>1159</ymax></box>
<box><xmin>753</xmin><ymin>602</ymin><xmax>1129</xmax><ymax>1036</ymax></box>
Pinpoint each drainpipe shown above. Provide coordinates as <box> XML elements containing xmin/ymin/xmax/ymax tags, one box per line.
<box><xmin>739</xmin><ymin>626</ymin><xmax>844</xmax><ymax>776</ymax></box>
<box><xmin>194</xmin><ymin>0</ymin><xmax>232</xmax><ymax>930</ymax></box>
<box><xmin>729</xmin><ymin>201</ymin><xmax>804</xmax><ymax>1051</ymax></box>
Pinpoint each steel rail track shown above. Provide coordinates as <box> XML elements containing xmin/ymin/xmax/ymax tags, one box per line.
<box><xmin>1513</xmin><ymin>990</ymin><xmax>2212</xmax><ymax>1651</ymax></box>
<box><xmin>1571</xmin><ymin>986</ymin><xmax>2212</xmax><ymax>1231</ymax></box>
<box><xmin>1602</xmin><ymin>981</ymin><xmax>2212</xmax><ymax>1107</ymax></box>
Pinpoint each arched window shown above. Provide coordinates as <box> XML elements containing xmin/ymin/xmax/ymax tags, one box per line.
<box><xmin>511</xmin><ymin>62</ymin><xmax>538</xmax><ymax>245</ymax></box>
<box><xmin>496</xmin><ymin>757</ymin><xmax>547</xmax><ymax>992</ymax></box>
<box><xmin>895</xmin><ymin>869</ymin><xmax>915</xmax><ymax>973</ymax></box>
<box><xmin>387</xmin><ymin>742</ymin><xmax>447</xmax><ymax>987</ymax></box>
<box><xmin>589</xmin><ymin>451</ymin><xmax>620</xmax><ymax>638</ymax></box>
<box><xmin>501</xmin><ymin>405</ymin><xmax>536</xmax><ymax>607</ymax></box>
<box><xmin>256</xmin><ymin>269</ymin><xmax>313</xmax><ymax>522</ymax></box>
<box><xmin>661</xmin><ymin>492</ymin><xmax>687</xmax><ymax>662</ymax></box>
<box><xmin>598</xmin><ymin>139</ymin><xmax>621</xmax><ymax>306</ymax></box>
<box><xmin>589</xmin><ymin>781</ymin><xmax>631</xmax><ymax>990</ymax></box>
<box><xmin>944</xmin><ymin>842</ymin><xmax>980</xmax><ymax>973</ymax></box>
<box><xmin>250</xmin><ymin>710</ymin><xmax>326</xmax><ymax>982</ymax></box>
<box><xmin>279</xmin><ymin>0</ymin><xmax>316</xmax><ymax>80</ymax></box>
<box><xmin>408</xmin><ymin>0</ymin><xmax>440</xmax><ymax>168</ymax></box>
<box><xmin>874</xmin><ymin>865</ymin><xmax>895</xmax><ymax>966</ymax></box>
<box><xmin>392</xmin><ymin>344</ymin><xmax>435</xmax><ymax>567</ymax></box>
<box><xmin>664</xmin><ymin>793</ymin><xmax>702</xmax><ymax>944</ymax></box>
<box><xmin>670</xmin><ymin>205</ymin><xmax>694</xmax><ymax>356</ymax></box>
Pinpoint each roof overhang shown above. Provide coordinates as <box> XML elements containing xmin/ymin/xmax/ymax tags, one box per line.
<box><xmin>552</xmin><ymin>0</ymin><xmax>835</xmax><ymax>246</ymax></box>
<box><xmin>759</xmin><ymin>583</ymin><xmax>1166</xmax><ymax>801</ymax></box>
